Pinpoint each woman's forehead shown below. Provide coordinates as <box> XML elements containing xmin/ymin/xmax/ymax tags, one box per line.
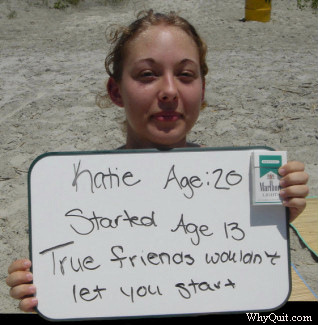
<box><xmin>124</xmin><ymin>25</ymin><xmax>200</xmax><ymax>63</ymax></box>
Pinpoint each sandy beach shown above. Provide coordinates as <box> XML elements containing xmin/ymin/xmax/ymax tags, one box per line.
<box><xmin>0</xmin><ymin>0</ymin><xmax>317</xmax><ymax>314</ymax></box>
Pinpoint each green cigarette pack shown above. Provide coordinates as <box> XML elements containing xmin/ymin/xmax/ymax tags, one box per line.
<box><xmin>251</xmin><ymin>151</ymin><xmax>287</xmax><ymax>205</ymax></box>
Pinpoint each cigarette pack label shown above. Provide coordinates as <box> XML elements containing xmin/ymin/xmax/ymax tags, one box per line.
<box><xmin>252</xmin><ymin>151</ymin><xmax>287</xmax><ymax>205</ymax></box>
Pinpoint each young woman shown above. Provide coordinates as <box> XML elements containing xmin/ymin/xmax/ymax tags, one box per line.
<box><xmin>6</xmin><ymin>10</ymin><xmax>309</xmax><ymax>313</ymax></box>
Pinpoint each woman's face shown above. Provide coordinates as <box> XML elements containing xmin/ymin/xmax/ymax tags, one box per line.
<box><xmin>110</xmin><ymin>24</ymin><xmax>205</xmax><ymax>149</ymax></box>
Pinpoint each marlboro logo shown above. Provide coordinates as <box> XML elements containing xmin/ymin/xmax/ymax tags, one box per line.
<box><xmin>259</xmin><ymin>155</ymin><xmax>282</xmax><ymax>177</ymax></box>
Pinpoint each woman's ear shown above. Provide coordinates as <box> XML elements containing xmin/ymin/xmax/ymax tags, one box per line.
<box><xmin>200</xmin><ymin>79</ymin><xmax>207</xmax><ymax>110</ymax></box>
<box><xmin>107</xmin><ymin>77</ymin><xmax>124</xmax><ymax>107</ymax></box>
<box><xmin>201</xmin><ymin>79</ymin><xmax>205</xmax><ymax>103</ymax></box>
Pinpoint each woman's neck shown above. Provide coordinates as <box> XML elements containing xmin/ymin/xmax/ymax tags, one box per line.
<box><xmin>124</xmin><ymin>136</ymin><xmax>188</xmax><ymax>150</ymax></box>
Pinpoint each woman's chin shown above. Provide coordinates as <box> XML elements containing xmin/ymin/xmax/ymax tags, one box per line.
<box><xmin>148</xmin><ymin>130</ymin><xmax>187</xmax><ymax>148</ymax></box>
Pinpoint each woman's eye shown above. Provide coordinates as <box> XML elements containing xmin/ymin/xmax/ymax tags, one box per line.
<box><xmin>179</xmin><ymin>71</ymin><xmax>195</xmax><ymax>82</ymax></box>
<box><xmin>139</xmin><ymin>70</ymin><xmax>156</xmax><ymax>79</ymax></box>
<box><xmin>135</xmin><ymin>70</ymin><xmax>157</xmax><ymax>83</ymax></box>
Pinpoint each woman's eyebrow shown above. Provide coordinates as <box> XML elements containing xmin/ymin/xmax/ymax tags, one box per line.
<box><xmin>178</xmin><ymin>58</ymin><xmax>199</xmax><ymax>66</ymax></box>
<box><xmin>134</xmin><ymin>58</ymin><xmax>156</xmax><ymax>65</ymax></box>
<box><xmin>134</xmin><ymin>58</ymin><xmax>198</xmax><ymax>66</ymax></box>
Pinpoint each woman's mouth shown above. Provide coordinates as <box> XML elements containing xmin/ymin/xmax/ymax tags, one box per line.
<box><xmin>152</xmin><ymin>111</ymin><xmax>182</xmax><ymax>122</ymax></box>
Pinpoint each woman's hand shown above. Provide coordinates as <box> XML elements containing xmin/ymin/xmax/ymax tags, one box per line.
<box><xmin>279</xmin><ymin>161</ymin><xmax>309</xmax><ymax>223</ymax></box>
<box><xmin>6</xmin><ymin>259</ymin><xmax>38</xmax><ymax>312</ymax></box>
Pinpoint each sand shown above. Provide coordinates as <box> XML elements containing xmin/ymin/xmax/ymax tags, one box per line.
<box><xmin>0</xmin><ymin>0</ymin><xmax>317</xmax><ymax>314</ymax></box>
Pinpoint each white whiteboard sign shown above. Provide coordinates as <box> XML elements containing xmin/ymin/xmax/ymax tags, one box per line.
<box><xmin>28</xmin><ymin>147</ymin><xmax>290</xmax><ymax>321</ymax></box>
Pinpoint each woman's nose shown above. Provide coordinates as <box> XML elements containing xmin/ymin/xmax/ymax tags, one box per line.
<box><xmin>158</xmin><ymin>74</ymin><xmax>178</xmax><ymax>102</ymax></box>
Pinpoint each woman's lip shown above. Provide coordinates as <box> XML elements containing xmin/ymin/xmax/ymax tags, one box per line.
<box><xmin>152</xmin><ymin>112</ymin><xmax>182</xmax><ymax>122</ymax></box>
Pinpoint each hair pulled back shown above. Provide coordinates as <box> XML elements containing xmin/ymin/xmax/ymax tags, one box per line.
<box><xmin>105</xmin><ymin>10</ymin><xmax>208</xmax><ymax>82</ymax></box>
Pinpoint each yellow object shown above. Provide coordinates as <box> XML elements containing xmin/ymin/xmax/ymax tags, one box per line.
<box><xmin>245</xmin><ymin>0</ymin><xmax>272</xmax><ymax>22</ymax></box>
<box><xmin>292</xmin><ymin>198</ymin><xmax>318</xmax><ymax>255</ymax></box>
<box><xmin>289</xmin><ymin>198</ymin><xmax>318</xmax><ymax>301</ymax></box>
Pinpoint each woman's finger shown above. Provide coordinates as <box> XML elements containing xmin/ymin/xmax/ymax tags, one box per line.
<box><xmin>6</xmin><ymin>271</ymin><xmax>33</xmax><ymax>288</ymax></box>
<box><xmin>19</xmin><ymin>296</ymin><xmax>38</xmax><ymax>313</ymax></box>
<box><xmin>279</xmin><ymin>161</ymin><xmax>305</xmax><ymax>175</ymax></box>
<box><xmin>10</xmin><ymin>284</ymin><xmax>36</xmax><ymax>300</ymax></box>
<box><xmin>8</xmin><ymin>259</ymin><xmax>31</xmax><ymax>274</ymax></box>
<box><xmin>280</xmin><ymin>172</ymin><xmax>309</xmax><ymax>188</ymax></box>
<box><xmin>280</xmin><ymin>185</ymin><xmax>309</xmax><ymax>200</ymax></box>
<box><xmin>283</xmin><ymin>198</ymin><xmax>307</xmax><ymax>223</ymax></box>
